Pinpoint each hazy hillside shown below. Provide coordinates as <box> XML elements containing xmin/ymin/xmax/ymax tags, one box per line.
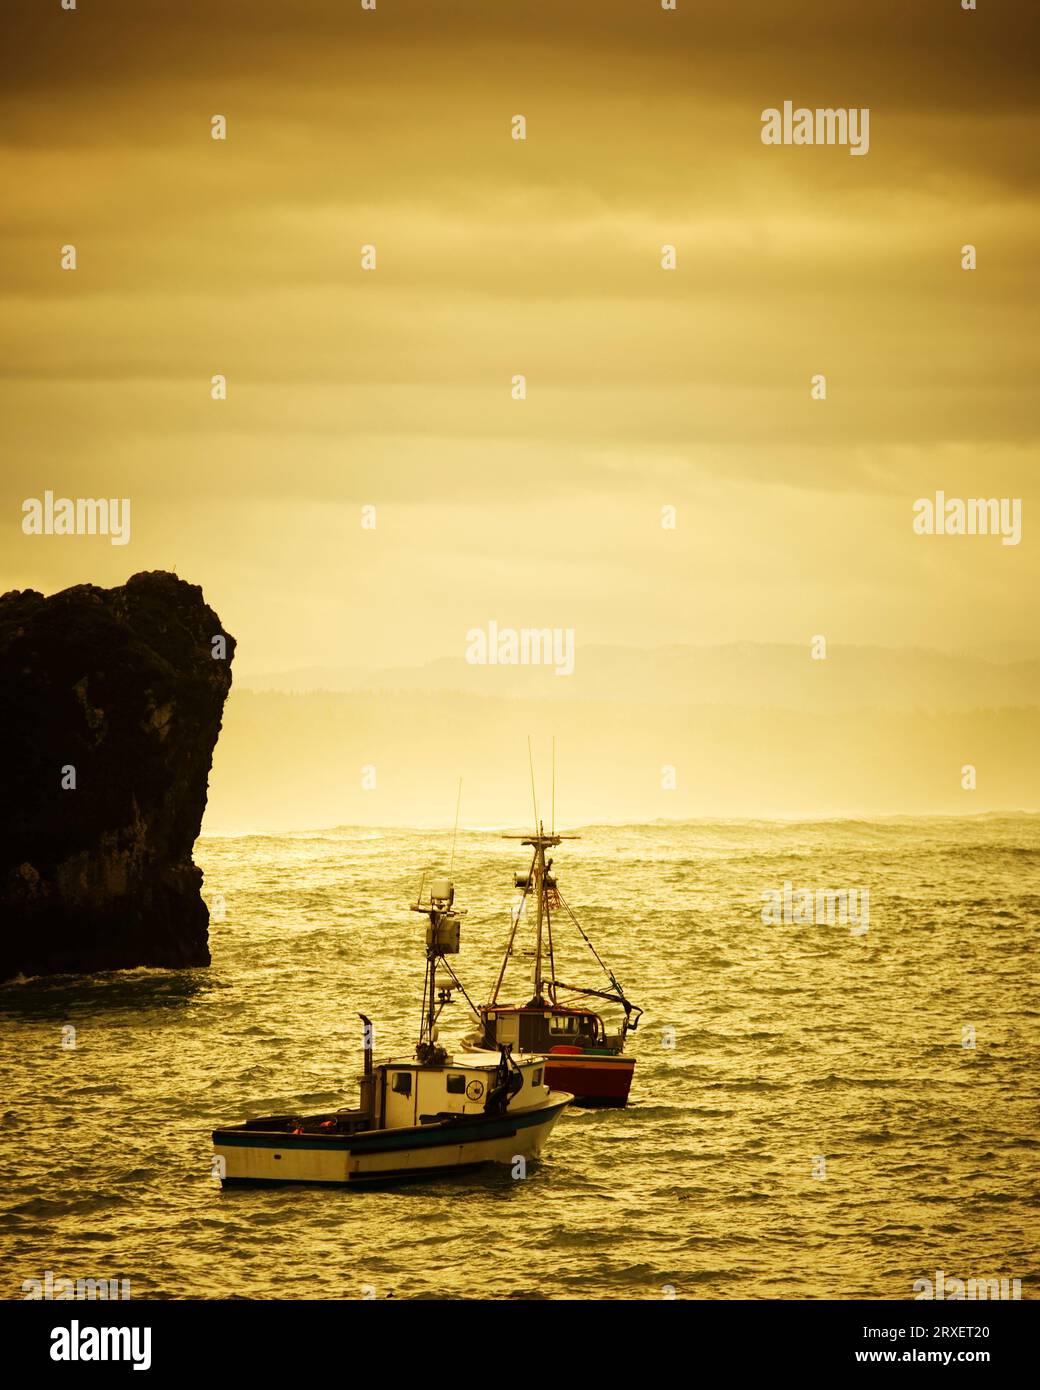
<box><xmin>234</xmin><ymin>643</ymin><xmax>1040</xmax><ymax>714</ymax></box>
<box><xmin>205</xmin><ymin>688</ymin><xmax>1040</xmax><ymax>831</ymax></box>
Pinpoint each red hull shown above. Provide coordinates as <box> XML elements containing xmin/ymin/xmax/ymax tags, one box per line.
<box><xmin>544</xmin><ymin>1053</ymin><xmax>635</xmax><ymax>1106</ymax></box>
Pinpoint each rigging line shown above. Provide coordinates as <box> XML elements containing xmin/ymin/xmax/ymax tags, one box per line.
<box><xmin>435</xmin><ymin>955</ymin><xmax>482</xmax><ymax>1022</ymax></box>
<box><xmin>489</xmin><ymin>847</ymin><xmax>535</xmax><ymax>1004</ymax></box>
<box><xmin>551</xmin><ymin>735</ymin><xmax>556</xmax><ymax>836</ymax></box>
<box><xmin>527</xmin><ymin>735</ymin><xmax>539</xmax><ymax>831</ymax></box>
<box><xmin>544</xmin><ymin>897</ymin><xmax>557</xmax><ymax>1002</ymax></box>
<box><xmin>555</xmin><ymin>979</ymin><xmax>633</xmax><ymax>1006</ymax></box>
<box><xmin>419</xmin><ymin>954</ymin><xmax>430</xmax><ymax>1040</ymax></box>
<box><xmin>556</xmin><ymin>887</ymin><xmax>620</xmax><ymax>988</ymax></box>
<box><xmin>448</xmin><ymin>779</ymin><xmax>462</xmax><ymax>879</ymax></box>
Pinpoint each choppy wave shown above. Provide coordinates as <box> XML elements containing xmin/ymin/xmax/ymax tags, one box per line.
<box><xmin>1</xmin><ymin>815</ymin><xmax>1037</xmax><ymax>1300</ymax></box>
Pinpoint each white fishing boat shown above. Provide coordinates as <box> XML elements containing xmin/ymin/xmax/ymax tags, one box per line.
<box><xmin>212</xmin><ymin>877</ymin><xmax>570</xmax><ymax>1185</ymax></box>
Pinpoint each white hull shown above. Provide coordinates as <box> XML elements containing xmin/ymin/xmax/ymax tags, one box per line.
<box><xmin>215</xmin><ymin>1095</ymin><xmax>569</xmax><ymax>1186</ymax></box>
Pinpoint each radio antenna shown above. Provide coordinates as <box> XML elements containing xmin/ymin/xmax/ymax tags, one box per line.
<box><xmin>551</xmin><ymin>736</ymin><xmax>556</xmax><ymax>834</ymax></box>
<box><xmin>448</xmin><ymin>779</ymin><xmax>462</xmax><ymax>878</ymax></box>
<box><xmin>527</xmin><ymin>736</ymin><xmax>539</xmax><ymax>831</ymax></box>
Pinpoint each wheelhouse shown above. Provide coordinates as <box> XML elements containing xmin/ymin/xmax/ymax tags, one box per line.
<box><xmin>380</xmin><ymin>1052</ymin><xmax>548</xmax><ymax>1129</ymax></box>
<box><xmin>481</xmin><ymin>1004</ymin><xmax>607</xmax><ymax>1053</ymax></box>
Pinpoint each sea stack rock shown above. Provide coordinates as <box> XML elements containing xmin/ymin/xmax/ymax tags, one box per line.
<box><xmin>0</xmin><ymin>571</ymin><xmax>235</xmax><ymax>979</ymax></box>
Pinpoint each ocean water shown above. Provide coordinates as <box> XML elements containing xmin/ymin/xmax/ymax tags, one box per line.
<box><xmin>2</xmin><ymin>816</ymin><xmax>1038</xmax><ymax>1301</ymax></box>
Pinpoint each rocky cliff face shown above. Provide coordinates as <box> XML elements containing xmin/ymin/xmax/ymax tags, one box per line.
<box><xmin>0</xmin><ymin>571</ymin><xmax>235</xmax><ymax>979</ymax></box>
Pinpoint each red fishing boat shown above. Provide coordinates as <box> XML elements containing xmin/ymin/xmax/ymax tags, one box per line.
<box><xmin>469</xmin><ymin>824</ymin><xmax>641</xmax><ymax>1106</ymax></box>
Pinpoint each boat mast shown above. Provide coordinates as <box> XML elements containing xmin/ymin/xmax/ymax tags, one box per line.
<box><xmin>500</xmin><ymin>826</ymin><xmax>577</xmax><ymax>1004</ymax></box>
<box><xmin>494</xmin><ymin>748</ymin><xmax>578</xmax><ymax>1008</ymax></box>
<box><xmin>533</xmin><ymin>825</ymin><xmax>545</xmax><ymax>1001</ymax></box>
<box><xmin>424</xmin><ymin>936</ymin><xmax>438</xmax><ymax>1047</ymax></box>
<box><xmin>528</xmin><ymin>739</ymin><xmax>544</xmax><ymax>1001</ymax></box>
<box><xmin>411</xmin><ymin>878</ymin><xmax>463</xmax><ymax>1062</ymax></box>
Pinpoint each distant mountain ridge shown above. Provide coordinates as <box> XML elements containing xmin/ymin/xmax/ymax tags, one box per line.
<box><xmin>234</xmin><ymin>642</ymin><xmax>1040</xmax><ymax>714</ymax></box>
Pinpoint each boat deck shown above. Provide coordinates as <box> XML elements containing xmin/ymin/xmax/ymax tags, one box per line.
<box><xmin>231</xmin><ymin>1108</ymin><xmax>373</xmax><ymax>1137</ymax></box>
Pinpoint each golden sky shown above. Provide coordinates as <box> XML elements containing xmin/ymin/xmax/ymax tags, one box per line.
<box><xmin>1</xmin><ymin>0</ymin><xmax>1037</xmax><ymax>673</ymax></box>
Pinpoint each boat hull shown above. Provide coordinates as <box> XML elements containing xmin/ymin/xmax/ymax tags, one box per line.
<box><xmin>544</xmin><ymin>1052</ymin><xmax>636</xmax><ymax>1106</ymax></box>
<box><xmin>213</xmin><ymin>1095</ymin><xmax>570</xmax><ymax>1186</ymax></box>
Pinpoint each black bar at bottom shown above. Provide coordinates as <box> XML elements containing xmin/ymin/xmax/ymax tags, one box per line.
<box><xmin>0</xmin><ymin>1298</ymin><xmax>1032</xmax><ymax>1373</ymax></box>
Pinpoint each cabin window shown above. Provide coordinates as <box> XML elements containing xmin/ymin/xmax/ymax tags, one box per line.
<box><xmin>550</xmin><ymin>1014</ymin><xmax>577</xmax><ymax>1033</ymax></box>
<box><xmin>532</xmin><ymin>1068</ymin><xmax>543</xmax><ymax>1086</ymax></box>
<box><xmin>446</xmin><ymin>1074</ymin><xmax>465</xmax><ymax>1094</ymax></box>
<box><xmin>391</xmin><ymin>1072</ymin><xmax>412</xmax><ymax>1096</ymax></box>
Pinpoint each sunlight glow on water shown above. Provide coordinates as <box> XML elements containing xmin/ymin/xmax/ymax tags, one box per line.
<box><xmin>2</xmin><ymin>817</ymin><xmax>1037</xmax><ymax>1300</ymax></box>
